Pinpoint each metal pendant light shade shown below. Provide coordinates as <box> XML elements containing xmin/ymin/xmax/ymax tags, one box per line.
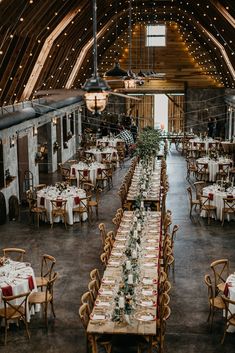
<box><xmin>83</xmin><ymin>0</ymin><xmax>110</xmax><ymax>114</ymax></box>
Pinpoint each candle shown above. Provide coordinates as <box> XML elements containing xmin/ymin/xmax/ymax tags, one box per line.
<box><xmin>119</xmin><ymin>296</ymin><xmax>125</xmax><ymax>309</ymax></box>
<box><xmin>137</xmin><ymin>223</ymin><xmax>141</xmax><ymax>231</ymax></box>
<box><xmin>133</xmin><ymin>230</ymin><xmax>138</xmax><ymax>239</ymax></box>
<box><xmin>141</xmin><ymin>201</ymin><xmax>144</xmax><ymax>208</ymax></box>
<box><xmin>126</xmin><ymin>261</ymin><xmax>131</xmax><ymax>270</ymax></box>
<box><xmin>133</xmin><ymin>216</ymin><xmax>137</xmax><ymax>223</ymax></box>
<box><xmin>128</xmin><ymin>274</ymin><xmax>133</xmax><ymax>285</ymax></box>
<box><xmin>132</xmin><ymin>249</ymin><xmax>137</xmax><ymax>259</ymax></box>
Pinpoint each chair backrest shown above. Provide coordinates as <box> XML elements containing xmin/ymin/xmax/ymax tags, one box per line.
<box><xmin>197</xmin><ymin>162</ymin><xmax>208</xmax><ymax>173</ymax></box>
<box><xmin>194</xmin><ymin>181</ymin><xmax>206</xmax><ymax>200</ymax></box>
<box><xmin>171</xmin><ymin>224</ymin><xmax>179</xmax><ymax>248</ymax></box>
<box><xmin>79</xmin><ymin>303</ymin><xmax>90</xmax><ymax>330</ymax></box>
<box><xmin>81</xmin><ymin>291</ymin><xmax>94</xmax><ymax>313</ymax></box>
<box><xmin>78</xmin><ymin>169</ymin><xmax>91</xmax><ymax>183</ymax></box>
<box><xmin>204</xmin><ymin>274</ymin><xmax>215</xmax><ymax>304</ymax></box>
<box><xmin>105</xmin><ymin>230</ymin><xmax>115</xmax><ymax>247</ymax></box>
<box><xmin>218</xmin><ymin>163</ymin><xmax>230</xmax><ymax>174</ymax></box>
<box><xmin>41</xmin><ymin>254</ymin><xmax>56</xmax><ymax>279</ymax></box>
<box><xmin>210</xmin><ymin>259</ymin><xmax>229</xmax><ymax>294</ymax></box>
<box><xmin>90</xmin><ymin>268</ymin><xmax>101</xmax><ymax>289</ymax></box>
<box><xmin>3</xmin><ymin>247</ymin><xmax>26</xmax><ymax>262</ymax></box>
<box><xmin>45</xmin><ymin>272</ymin><xmax>58</xmax><ymax>302</ymax></box>
<box><xmin>50</xmin><ymin>199</ymin><xmax>67</xmax><ymax>213</ymax></box>
<box><xmin>98</xmin><ymin>223</ymin><xmax>107</xmax><ymax>245</ymax></box>
<box><xmin>223</xmin><ymin>197</ymin><xmax>235</xmax><ymax>212</ymax></box>
<box><xmin>100</xmin><ymin>252</ymin><xmax>108</xmax><ymax>266</ymax></box>
<box><xmin>2</xmin><ymin>291</ymin><xmax>31</xmax><ymax>320</ymax></box>
<box><xmin>88</xmin><ymin>279</ymin><xmax>99</xmax><ymax>301</ymax></box>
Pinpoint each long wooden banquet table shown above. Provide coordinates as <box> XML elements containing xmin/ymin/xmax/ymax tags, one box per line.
<box><xmin>87</xmin><ymin>210</ymin><xmax>162</xmax><ymax>353</ymax></box>
<box><xmin>126</xmin><ymin>160</ymin><xmax>162</xmax><ymax>211</ymax></box>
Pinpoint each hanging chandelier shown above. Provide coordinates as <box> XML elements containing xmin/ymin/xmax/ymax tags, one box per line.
<box><xmin>82</xmin><ymin>0</ymin><xmax>110</xmax><ymax>114</ymax></box>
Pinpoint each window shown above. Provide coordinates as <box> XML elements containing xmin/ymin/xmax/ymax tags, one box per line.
<box><xmin>146</xmin><ymin>25</ymin><xmax>166</xmax><ymax>47</ymax></box>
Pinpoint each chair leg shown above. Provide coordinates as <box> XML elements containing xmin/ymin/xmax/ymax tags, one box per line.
<box><xmin>50</xmin><ymin>299</ymin><xmax>56</xmax><ymax>318</ymax></box>
<box><xmin>4</xmin><ymin>317</ymin><xmax>7</xmax><ymax>345</ymax></box>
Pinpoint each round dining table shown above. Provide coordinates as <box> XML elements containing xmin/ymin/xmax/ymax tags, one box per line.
<box><xmin>197</xmin><ymin>157</ymin><xmax>233</xmax><ymax>182</ymax></box>
<box><xmin>0</xmin><ymin>259</ymin><xmax>39</xmax><ymax>321</ymax></box>
<box><xmin>96</xmin><ymin>137</ymin><xmax>124</xmax><ymax>148</ymax></box>
<box><xmin>37</xmin><ymin>185</ymin><xmax>87</xmax><ymax>225</ymax></box>
<box><xmin>70</xmin><ymin>161</ymin><xmax>106</xmax><ymax>185</ymax></box>
<box><xmin>201</xmin><ymin>185</ymin><xmax>235</xmax><ymax>221</ymax></box>
<box><xmin>224</xmin><ymin>274</ymin><xmax>235</xmax><ymax>332</ymax></box>
<box><xmin>85</xmin><ymin>147</ymin><xmax>118</xmax><ymax>163</ymax></box>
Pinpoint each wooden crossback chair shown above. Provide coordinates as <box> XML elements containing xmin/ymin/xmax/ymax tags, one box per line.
<box><xmin>50</xmin><ymin>199</ymin><xmax>67</xmax><ymax>228</ymax></box>
<box><xmin>221</xmin><ymin>196</ymin><xmax>235</xmax><ymax>226</ymax></box>
<box><xmin>77</xmin><ymin>169</ymin><xmax>92</xmax><ymax>188</ymax></box>
<box><xmin>26</xmin><ymin>190</ymin><xmax>48</xmax><ymax>227</ymax></box>
<box><xmin>29</xmin><ymin>272</ymin><xmax>58</xmax><ymax>328</ymax></box>
<box><xmin>98</xmin><ymin>223</ymin><xmax>107</xmax><ymax>245</ymax></box>
<box><xmin>216</xmin><ymin>163</ymin><xmax>231</xmax><ymax>181</ymax></box>
<box><xmin>221</xmin><ymin>295</ymin><xmax>235</xmax><ymax>344</ymax></box>
<box><xmin>187</xmin><ymin>187</ymin><xmax>200</xmax><ymax>217</ymax></box>
<box><xmin>35</xmin><ymin>254</ymin><xmax>56</xmax><ymax>289</ymax></box>
<box><xmin>196</xmin><ymin>162</ymin><xmax>209</xmax><ymax>181</ymax></box>
<box><xmin>79</xmin><ymin>303</ymin><xmax>111</xmax><ymax>353</ymax></box>
<box><xmin>200</xmin><ymin>195</ymin><xmax>217</xmax><ymax>225</ymax></box>
<box><xmin>3</xmin><ymin>248</ymin><xmax>26</xmax><ymax>262</ymax></box>
<box><xmin>204</xmin><ymin>274</ymin><xmax>225</xmax><ymax>329</ymax></box>
<box><xmin>73</xmin><ymin>196</ymin><xmax>90</xmax><ymax>224</ymax></box>
<box><xmin>210</xmin><ymin>259</ymin><xmax>229</xmax><ymax>295</ymax></box>
<box><xmin>0</xmin><ymin>292</ymin><xmax>31</xmax><ymax>345</ymax></box>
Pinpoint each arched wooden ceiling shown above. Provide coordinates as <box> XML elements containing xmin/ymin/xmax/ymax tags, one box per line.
<box><xmin>0</xmin><ymin>0</ymin><xmax>234</xmax><ymax>106</ymax></box>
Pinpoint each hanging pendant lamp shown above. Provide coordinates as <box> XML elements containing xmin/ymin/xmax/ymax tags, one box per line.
<box><xmin>83</xmin><ymin>0</ymin><xmax>110</xmax><ymax>114</ymax></box>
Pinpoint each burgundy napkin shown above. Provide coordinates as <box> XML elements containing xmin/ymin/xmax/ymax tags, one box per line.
<box><xmin>28</xmin><ymin>276</ymin><xmax>35</xmax><ymax>291</ymax></box>
<box><xmin>56</xmin><ymin>200</ymin><xmax>62</xmax><ymax>207</ymax></box>
<box><xmin>223</xmin><ymin>282</ymin><xmax>232</xmax><ymax>297</ymax></box>
<box><xmin>2</xmin><ymin>285</ymin><xmax>13</xmax><ymax>297</ymax></box>
<box><xmin>97</xmin><ymin>168</ymin><xmax>102</xmax><ymax>174</ymax></box>
<box><xmin>83</xmin><ymin>169</ymin><xmax>88</xmax><ymax>177</ymax></box>
<box><xmin>74</xmin><ymin>196</ymin><xmax>80</xmax><ymax>205</ymax></box>
<box><xmin>40</xmin><ymin>196</ymin><xmax>45</xmax><ymax>206</ymax></box>
<box><xmin>208</xmin><ymin>193</ymin><xmax>214</xmax><ymax>201</ymax></box>
<box><xmin>227</xmin><ymin>195</ymin><xmax>233</xmax><ymax>199</ymax></box>
<box><xmin>72</xmin><ymin>168</ymin><xmax>76</xmax><ymax>175</ymax></box>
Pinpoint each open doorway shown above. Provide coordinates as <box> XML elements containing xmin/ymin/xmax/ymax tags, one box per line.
<box><xmin>154</xmin><ymin>93</ymin><xmax>185</xmax><ymax>133</ymax></box>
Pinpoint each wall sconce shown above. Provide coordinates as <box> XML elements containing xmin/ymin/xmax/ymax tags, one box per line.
<box><xmin>9</xmin><ymin>136</ymin><xmax>15</xmax><ymax>148</ymax></box>
<box><xmin>52</xmin><ymin>117</ymin><xmax>57</xmax><ymax>126</ymax></box>
<box><xmin>33</xmin><ymin>126</ymin><xmax>38</xmax><ymax>136</ymax></box>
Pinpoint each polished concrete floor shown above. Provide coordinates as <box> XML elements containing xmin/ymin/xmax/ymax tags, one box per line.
<box><xmin>0</xmin><ymin>147</ymin><xmax>235</xmax><ymax>353</ymax></box>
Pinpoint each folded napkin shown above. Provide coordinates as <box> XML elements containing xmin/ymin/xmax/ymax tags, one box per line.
<box><xmin>83</xmin><ymin>169</ymin><xmax>88</xmax><ymax>177</ymax></box>
<box><xmin>74</xmin><ymin>196</ymin><xmax>80</xmax><ymax>205</ymax></box>
<box><xmin>28</xmin><ymin>275</ymin><xmax>35</xmax><ymax>291</ymax></box>
<box><xmin>91</xmin><ymin>314</ymin><xmax>106</xmax><ymax>320</ymax></box>
<box><xmin>2</xmin><ymin>285</ymin><xmax>13</xmax><ymax>297</ymax></box>
<box><xmin>223</xmin><ymin>282</ymin><xmax>232</xmax><ymax>297</ymax></box>
<box><xmin>208</xmin><ymin>193</ymin><xmax>214</xmax><ymax>201</ymax></box>
<box><xmin>227</xmin><ymin>195</ymin><xmax>233</xmax><ymax>199</ymax></box>
<box><xmin>40</xmin><ymin>197</ymin><xmax>45</xmax><ymax>206</ymax></box>
<box><xmin>72</xmin><ymin>168</ymin><xmax>76</xmax><ymax>175</ymax></box>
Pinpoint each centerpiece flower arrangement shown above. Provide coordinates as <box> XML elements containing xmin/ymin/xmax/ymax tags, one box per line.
<box><xmin>135</xmin><ymin>126</ymin><xmax>161</xmax><ymax>161</ymax></box>
<box><xmin>55</xmin><ymin>181</ymin><xmax>69</xmax><ymax>193</ymax></box>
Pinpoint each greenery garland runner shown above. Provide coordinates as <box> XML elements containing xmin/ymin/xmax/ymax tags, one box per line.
<box><xmin>111</xmin><ymin>208</ymin><xmax>148</xmax><ymax>323</ymax></box>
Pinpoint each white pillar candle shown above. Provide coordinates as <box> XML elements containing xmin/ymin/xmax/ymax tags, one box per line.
<box><xmin>128</xmin><ymin>274</ymin><xmax>133</xmax><ymax>284</ymax></box>
<box><xmin>137</xmin><ymin>223</ymin><xmax>141</xmax><ymax>231</ymax></box>
<box><xmin>132</xmin><ymin>249</ymin><xmax>137</xmax><ymax>259</ymax></box>
<box><xmin>133</xmin><ymin>216</ymin><xmax>137</xmax><ymax>223</ymax></box>
<box><xmin>119</xmin><ymin>296</ymin><xmax>125</xmax><ymax>309</ymax></box>
<box><xmin>133</xmin><ymin>230</ymin><xmax>138</xmax><ymax>239</ymax></box>
<box><xmin>141</xmin><ymin>201</ymin><xmax>144</xmax><ymax>208</ymax></box>
<box><xmin>126</xmin><ymin>260</ymin><xmax>131</xmax><ymax>270</ymax></box>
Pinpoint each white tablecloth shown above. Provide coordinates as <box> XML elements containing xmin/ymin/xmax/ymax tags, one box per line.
<box><xmin>189</xmin><ymin>138</ymin><xmax>217</xmax><ymax>151</ymax></box>
<box><xmin>225</xmin><ymin>274</ymin><xmax>235</xmax><ymax>332</ymax></box>
<box><xmin>97</xmin><ymin>137</ymin><xmax>123</xmax><ymax>147</ymax></box>
<box><xmin>70</xmin><ymin>162</ymin><xmax>106</xmax><ymax>185</ymax></box>
<box><xmin>197</xmin><ymin>157</ymin><xmax>232</xmax><ymax>182</ymax></box>
<box><xmin>0</xmin><ymin>259</ymin><xmax>39</xmax><ymax>321</ymax></box>
<box><xmin>37</xmin><ymin>185</ymin><xmax>87</xmax><ymax>225</ymax></box>
<box><xmin>202</xmin><ymin>185</ymin><xmax>235</xmax><ymax>221</ymax></box>
<box><xmin>85</xmin><ymin>147</ymin><xmax>118</xmax><ymax>163</ymax></box>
